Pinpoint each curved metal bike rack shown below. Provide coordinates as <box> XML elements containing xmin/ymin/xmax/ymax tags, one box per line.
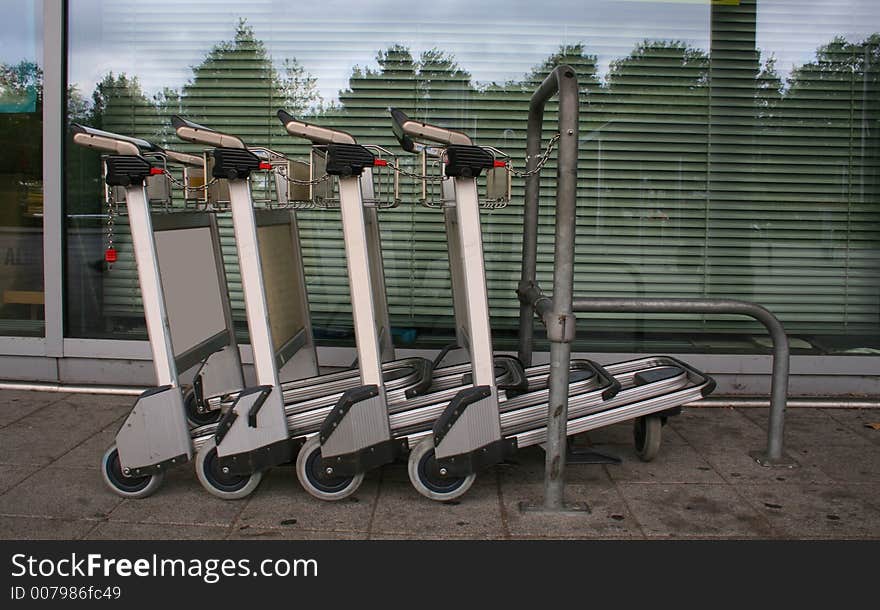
<box><xmin>516</xmin><ymin>65</ymin><xmax>795</xmax><ymax>513</ymax></box>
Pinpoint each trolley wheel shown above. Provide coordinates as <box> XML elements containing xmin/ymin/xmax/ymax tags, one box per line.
<box><xmin>184</xmin><ymin>388</ymin><xmax>222</xmax><ymax>428</ymax></box>
<box><xmin>101</xmin><ymin>445</ymin><xmax>164</xmax><ymax>499</ymax></box>
<box><xmin>295</xmin><ymin>436</ymin><xmax>363</xmax><ymax>501</ymax></box>
<box><xmin>633</xmin><ymin>414</ymin><xmax>663</xmax><ymax>462</ymax></box>
<box><xmin>194</xmin><ymin>439</ymin><xmax>262</xmax><ymax>500</ymax></box>
<box><xmin>407</xmin><ymin>438</ymin><xmax>475</xmax><ymax>502</ymax></box>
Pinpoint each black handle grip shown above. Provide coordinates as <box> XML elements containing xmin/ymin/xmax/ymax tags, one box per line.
<box><xmin>104</xmin><ymin>155</ymin><xmax>153</xmax><ymax>187</ymax></box>
<box><xmin>389</xmin><ymin>107</ymin><xmax>416</xmax><ymax>153</ymax></box>
<box><xmin>583</xmin><ymin>360</ymin><xmax>622</xmax><ymax>400</ymax></box>
<box><xmin>405</xmin><ymin>357</ymin><xmax>436</xmax><ymax>399</ymax></box>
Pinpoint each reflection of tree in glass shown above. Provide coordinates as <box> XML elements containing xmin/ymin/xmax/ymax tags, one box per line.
<box><xmin>766</xmin><ymin>34</ymin><xmax>878</xmax><ymax>200</ymax></box>
<box><xmin>0</xmin><ymin>60</ymin><xmax>42</xmax><ymax>111</ymax></box>
<box><xmin>89</xmin><ymin>73</ymin><xmax>155</xmax><ymax>137</ymax></box>
<box><xmin>582</xmin><ymin>41</ymin><xmax>710</xmax><ymax>303</ymax></box>
<box><xmin>0</xmin><ymin>61</ymin><xmax>42</xmax><ymax>180</ymax></box>
<box><xmin>759</xmin><ymin>34</ymin><xmax>879</xmax><ymax>333</ymax></box>
<box><xmin>339</xmin><ymin>45</ymin><xmax>472</xmax><ymax>131</ymax></box>
<box><xmin>177</xmin><ymin>19</ymin><xmax>322</xmax><ymax>147</ymax></box>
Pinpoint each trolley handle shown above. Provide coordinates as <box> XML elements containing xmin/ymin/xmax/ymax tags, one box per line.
<box><xmin>162</xmin><ymin>149</ymin><xmax>203</xmax><ymax>168</ymax></box>
<box><xmin>276</xmin><ymin>109</ymin><xmax>356</xmax><ymax>145</ymax></box>
<box><xmin>171</xmin><ymin>115</ymin><xmax>247</xmax><ymax>150</ymax></box>
<box><xmin>388</xmin><ymin>108</ymin><xmax>472</xmax><ymax>152</ymax></box>
<box><xmin>71</xmin><ymin>123</ymin><xmax>156</xmax><ymax>156</ymax></box>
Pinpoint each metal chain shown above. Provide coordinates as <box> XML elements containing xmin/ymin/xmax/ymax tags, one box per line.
<box><xmin>385</xmin><ymin>159</ymin><xmax>450</xmax><ymax>182</ymax></box>
<box><xmin>160</xmin><ymin>170</ymin><xmax>219</xmax><ymax>192</ymax></box>
<box><xmin>274</xmin><ymin>166</ymin><xmax>333</xmax><ymax>186</ymax></box>
<box><xmin>105</xmin><ymin>187</ymin><xmax>116</xmax><ymax>267</ymax></box>
<box><xmin>507</xmin><ymin>133</ymin><xmax>561</xmax><ymax>178</ymax></box>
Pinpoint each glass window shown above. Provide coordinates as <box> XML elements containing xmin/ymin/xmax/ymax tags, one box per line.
<box><xmin>65</xmin><ymin>0</ymin><xmax>879</xmax><ymax>355</ymax></box>
<box><xmin>0</xmin><ymin>1</ymin><xmax>43</xmax><ymax>337</ymax></box>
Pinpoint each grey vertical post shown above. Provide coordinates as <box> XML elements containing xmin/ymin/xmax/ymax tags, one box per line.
<box><xmin>517</xmin><ymin>97</ymin><xmax>542</xmax><ymax>367</ymax></box>
<box><xmin>520</xmin><ymin>66</ymin><xmax>581</xmax><ymax>511</ymax></box>
<box><xmin>42</xmin><ymin>0</ymin><xmax>65</xmax><ymax>357</ymax></box>
<box><xmin>545</xmin><ymin>67</ymin><xmax>579</xmax><ymax>510</ymax></box>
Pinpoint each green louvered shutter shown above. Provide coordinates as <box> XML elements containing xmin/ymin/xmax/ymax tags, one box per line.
<box><xmin>66</xmin><ymin>0</ymin><xmax>879</xmax><ymax>351</ymax></box>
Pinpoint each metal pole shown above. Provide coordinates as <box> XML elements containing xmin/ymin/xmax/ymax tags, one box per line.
<box><xmin>519</xmin><ymin>66</ymin><xmax>582</xmax><ymax>512</ymax></box>
<box><xmin>568</xmin><ymin>296</ymin><xmax>792</xmax><ymax>465</ymax></box>
<box><xmin>517</xmin><ymin>90</ymin><xmax>545</xmax><ymax>366</ymax></box>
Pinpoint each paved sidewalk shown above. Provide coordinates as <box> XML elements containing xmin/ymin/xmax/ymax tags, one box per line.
<box><xmin>0</xmin><ymin>389</ymin><xmax>877</xmax><ymax>540</ymax></box>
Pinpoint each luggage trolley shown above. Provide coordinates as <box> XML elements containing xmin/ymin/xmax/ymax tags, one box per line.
<box><xmin>386</xmin><ymin>110</ymin><xmax>716</xmax><ymax>500</ymax></box>
<box><xmin>71</xmin><ymin>124</ymin><xmax>249</xmax><ymax>498</ymax></box>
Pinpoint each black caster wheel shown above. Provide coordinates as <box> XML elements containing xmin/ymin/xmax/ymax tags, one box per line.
<box><xmin>184</xmin><ymin>389</ymin><xmax>222</xmax><ymax>428</ymax></box>
<box><xmin>407</xmin><ymin>438</ymin><xmax>474</xmax><ymax>502</ymax></box>
<box><xmin>101</xmin><ymin>445</ymin><xmax>164</xmax><ymax>499</ymax></box>
<box><xmin>634</xmin><ymin>415</ymin><xmax>662</xmax><ymax>462</ymax></box>
<box><xmin>295</xmin><ymin>436</ymin><xmax>363</xmax><ymax>501</ymax></box>
<box><xmin>194</xmin><ymin>440</ymin><xmax>262</xmax><ymax>500</ymax></box>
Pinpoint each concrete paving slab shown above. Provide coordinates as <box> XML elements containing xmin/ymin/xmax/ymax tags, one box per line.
<box><xmin>229</xmin><ymin>528</ymin><xmax>368</xmax><ymax>540</ymax></box>
<box><xmin>0</xmin><ymin>516</ymin><xmax>96</xmax><ymax>540</ymax></box>
<box><xmin>0</xmin><ymin>465</ymin><xmax>123</xmax><ymax>520</ymax></box>
<box><xmin>842</xmin><ymin>483</ymin><xmax>880</xmax><ymax>512</ymax></box>
<box><xmin>501</xmin><ymin>482</ymin><xmax>643</xmax><ymax>539</ymax></box>
<box><xmin>739</xmin><ymin>408</ymin><xmax>875</xmax><ymax>448</ymax></box>
<box><xmin>823</xmin><ymin>408</ymin><xmax>880</xmax><ymax>447</ymax></box>
<box><xmin>54</xmin><ymin>417</ymin><xmax>124</xmax><ymax>469</ymax></box>
<box><xmin>86</xmin><ymin>521</ymin><xmax>230</xmax><ymax>540</ymax></box>
<box><xmin>107</xmin><ymin>468</ymin><xmax>250</xmax><ymax>527</ymax></box>
<box><xmin>370</xmin><ymin>477</ymin><xmax>505</xmax><ymax>539</ymax></box>
<box><xmin>601</xmin><ymin>442</ymin><xmax>726</xmax><ymax>484</ymax></box>
<box><xmin>0</xmin><ymin>390</ymin><xmax>68</xmax><ymax>427</ymax></box>
<box><xmin>368</xmin><ymin>533</ymin><xmax>502</xmax><ymax>540</ymax></box>
<box><xmin>495</xmin><ymin>444</ymin><xmax>612</xmax><ymax>486</ymax></box>
<box><xmin>695</xmin><ymin>444</ymin><xmax>833</xmax><ymax>485</ymax></box>
<box><xmin>235</xmin><ymin>467</ymin><xmax>377</xmax><ymax>535</ymax></box>
<box><xmin>672</xmin><ymin>407</ymin><xmax>766</xmax><ymax>449</ymax></box>
<box><xmin>0</xmin><ymin>398</ymin><xmax>128</xmax><ymax>466</ymax></box>
<box><xmin>617</xmin><ymin>483</ymin><xmax>776</xmax><ymax>538</ymax></box>
<box><xmin>804</xmin><ymin>445</ymin><xmax>880</xmax><ymax>483</ymax></box>
<box><xmin>61</xmin><ymin>393</ymin><xmax>135</xmax><ymax>411</ymax></box>
<box><xmin>735</xmin><ymin>483</ymin><xmax>880</xmax><ymax>539</ymax></box>
<box><xmin>0</xmin><ymin>464</ymin><xmax>42</xmax><ymax>495</ymax></box>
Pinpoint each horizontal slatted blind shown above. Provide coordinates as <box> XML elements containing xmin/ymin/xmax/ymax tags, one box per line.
<box><xmin>65</xmin><ymin>0</ymin><xmax>879</xmax><ymax>349</ymax></box>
